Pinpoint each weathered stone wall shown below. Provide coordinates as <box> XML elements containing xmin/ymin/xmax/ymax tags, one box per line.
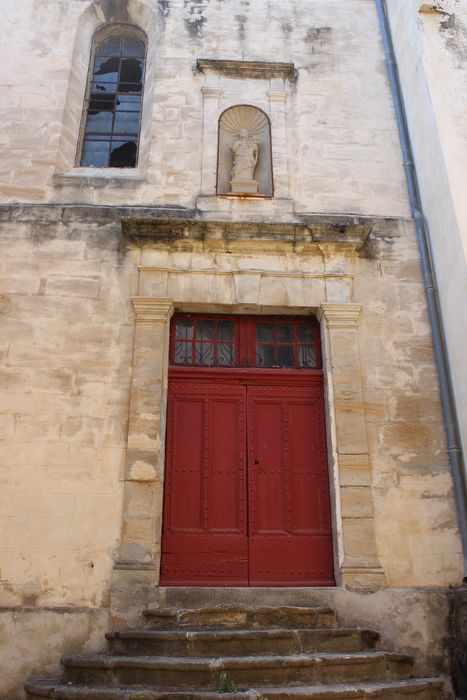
<box><xmin>0</xmin><ymin>205</ymin><xmax>463</xmax><ymax>697</ymax></box>
<box><xmin>0</xmin><ymin>0</ymin><xmax>409</xmax><ymax>217</ymax></box>
<box><xmin>0</xmin><ymin>0</ymin><xmax>465</xmax><ymax>696</ymax></box>
<box><xmin>0</xmin><ymin>206</ymin><xmax>139</xmax><ymax>610</ymax></box>
<box><xmin>0</xmin><ymin>206</ymin><xmax>462</xmax><ymax>601</ymax></box>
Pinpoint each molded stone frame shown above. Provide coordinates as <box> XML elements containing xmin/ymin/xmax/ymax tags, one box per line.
<box><xmin>111</xmin><ymin>290</ymin><xmax>384</xmax><ymax>624</ymax></box>
<box><xmin>198</xmin><ymin>60</ymin><xmax>293</xmax><ymax>200</ymax></box>
<box><xmin>53</xmin><ymin>0</ymin><xmax>160</xmax><ymax>186</ymax></box>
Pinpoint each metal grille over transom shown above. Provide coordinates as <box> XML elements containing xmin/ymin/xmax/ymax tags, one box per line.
<box><xmin>170</xmin><ymin>314</ymin><xmax>321</xmax><ymax>369</ymax></box>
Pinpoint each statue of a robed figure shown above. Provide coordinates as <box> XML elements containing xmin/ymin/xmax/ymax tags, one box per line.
<box><xmin>230</xmin><ymin>129</ymin><xmax>260</xmax><ymax>193</ymax></box>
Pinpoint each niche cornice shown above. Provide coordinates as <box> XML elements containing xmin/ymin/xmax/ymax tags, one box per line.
<box><xmin>196</xmin><ymin>59</ymin><xmax>297</xmax><ymax>81</ymax></box>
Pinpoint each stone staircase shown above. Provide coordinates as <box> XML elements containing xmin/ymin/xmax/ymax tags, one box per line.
<box><xmin>25</xmin><ymin>605</ymin><xmax>444</xmax><ymax>699</ymax></box>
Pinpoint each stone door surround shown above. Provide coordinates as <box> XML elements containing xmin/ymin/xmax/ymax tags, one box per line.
<box><xmin>111</xmin><ymin>292</ymin><xmax>385</xmax><ymax>616</ymax></box>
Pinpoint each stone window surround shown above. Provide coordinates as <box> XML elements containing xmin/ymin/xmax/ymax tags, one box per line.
<box><xmin>53</xmin><ymin>0</ymin><xmax>160</xmax><ymax>185</ymax></box>
<box><xmin>75</xmin><ymin>23</ymin><xmax>147</xmax><ymax>170</ymax></box>
<box><xmin>111</xmin><ymin>290</ymin><xmax>386</xmax><ymax>618</ymax></box>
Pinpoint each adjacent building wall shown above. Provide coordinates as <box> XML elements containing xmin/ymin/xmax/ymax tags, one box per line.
<box><xmin>387</xmin><ymin>0</ymin><xmax>467</xmax><ymax>474</ymax></box>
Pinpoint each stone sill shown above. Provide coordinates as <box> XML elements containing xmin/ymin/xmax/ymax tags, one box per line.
<box><xmin>53</xmin><ymin>169</ymin><xmax>146</xmax><ymax>188</ymax></box>
<box><xmin>196</xmin><ymin>58</ymin><xmax>297</xmax><ymax>81</ymax></box>
<box><xmin>196</xmin><ymin>194</ymin><xmax>294</xmax><ymax>219</ymax></box>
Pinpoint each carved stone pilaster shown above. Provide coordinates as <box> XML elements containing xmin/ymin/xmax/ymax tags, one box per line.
<box><xmin>114</xmin><ymin>298</ymin><xmax>174</xmax><ymax>567</ymax></box>
<box><xmin>319</xmin><ymin>303</ymin><xmax>386</xmax><ymax>590</ymax></box>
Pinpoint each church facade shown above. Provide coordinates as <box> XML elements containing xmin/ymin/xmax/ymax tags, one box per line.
<box><xmin>0</xmin><ymin>0</ymin><xmax>466</xmax><ymax>697</ymax></box>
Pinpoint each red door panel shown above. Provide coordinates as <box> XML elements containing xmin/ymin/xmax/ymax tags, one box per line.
<box><xmin>247</xmin><ymin>385</ymin><xmax>334</xmax><ymax>586</ymax></box>
<box><xmin>160</xmin><ymin>382</ymin><xmax>248</xmax><ymax>586</ymax></box>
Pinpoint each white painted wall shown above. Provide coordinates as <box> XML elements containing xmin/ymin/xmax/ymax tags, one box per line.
<box><xmin>387</xmin><ymin>0</ymin><xmax>467</xmax><ymax>474</ymax></box>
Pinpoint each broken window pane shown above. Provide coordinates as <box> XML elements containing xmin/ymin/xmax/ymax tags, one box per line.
<box><xmin>120</xmin><ymin>59</ymin><xmax>144</xmax><ymax>84</ymax></box>
<box><xmin>109</xmin><ymin>140</ymin><xmax>137</xmax><ymax>167</ymax></box>
<box><xmin>93</xmin><ymin>57</ymin><xmax>119</xmax><ymax>81</ymax></box>
<box><xmin>91</xmin><ymin>80</ymin><xmax>118</xmax><ymax>94</ymax></box>
<box><xmin>89</xmin><ymin>94</ymin><xmax>115</xmax><ymax>113</ymax></box>
<box><xmin>116</xmin><ymin>95</ymin><xmax>141</xmax><ymax>112</ymax></box>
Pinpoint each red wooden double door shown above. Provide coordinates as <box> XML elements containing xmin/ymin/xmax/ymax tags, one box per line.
<box><xmin>160</xmin><ymin>315</ymin><xmax>334</xmax><ymax>587</ymax></box>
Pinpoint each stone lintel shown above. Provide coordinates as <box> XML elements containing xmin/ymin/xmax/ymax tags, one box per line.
<box><xmin>122</xmin><ymin>217</ymin><xmax>374</xmax><ymax>247</ymax></box>
<box><xmin>132</xmin><ymin>297</ymin><xmax>174</xmax><ymax>322</ymax></box>
<box><xmin>196</xmin><ymin>58</ymin><xmax>297</xmax><ymax>81</ymax></box>
<box><xmin>318</xmin><ymin>303</ymin><xmax>362</xmax><ymax>328</ymax></box>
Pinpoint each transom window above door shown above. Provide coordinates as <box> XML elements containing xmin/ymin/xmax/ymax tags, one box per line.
<box><xmin>170</xmin><ymin>314</ymin><xmax>321</xmax><ymax>369</ymax></box>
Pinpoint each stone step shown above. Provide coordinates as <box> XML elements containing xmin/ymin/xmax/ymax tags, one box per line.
<box><xmin>106</xmin><ymin>628</ymin><xmax>380</xmax><ymax>656</ymax></box>
<box><xmin>24</xmin><ymin>678</ymin><xmax>444</xmax><ymax>700</ymax></box>
<box><xmin>61</xmin><ymin>652</ymin><xmax>415</xmax><ymax>689</ymax></box>
<box><xmin>152</xmin><ymin>587</ymin><xmax>341</xmax><ymax>610</ymax></box>
<box><xmin>142</xmin><ymin>606</ymin><xmax>338</xmax><ymax>630</ymax></box>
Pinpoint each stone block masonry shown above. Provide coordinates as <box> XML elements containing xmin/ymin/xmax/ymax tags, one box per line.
<box><xmin>0</xmin><ymin>0</ymin><xmax>465</xmax><ymax>696</ymax></box>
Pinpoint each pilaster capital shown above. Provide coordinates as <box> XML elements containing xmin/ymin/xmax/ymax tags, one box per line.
<box><xmin>201</xmin><ymin>86</ymin><xmax>223</xmax><ymax>99</ymax></box>
<box><xmin>131</xmin><ymin>297</ymin><xmax>174</xmax><ymax>323</ymax></box>
<box><xmin>268</xmin><ymin>90</ymin><xmax>287</xmax><ymax>103</ymax></box>
<box><xmin>318</xmin><ymin>303</ymin><xmax>362</xmax><ymax>329</ymax></box>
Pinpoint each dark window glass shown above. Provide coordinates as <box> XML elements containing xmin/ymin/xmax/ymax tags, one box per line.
<box><xmin>216</xmin><ymin>343</ymin><xmax>234</xmax><ymax>366</ymax></box>
<box><xmin>174</xmin><ymin>341</ymin><xmax>193</xmax><ymax>365</ymax></box>
<box><xmin>277</xmin><ymin>345</ymin><xmax>295</xmax><ymax>367</ymax></box>
<box><xmin>80</xmin><ymin>32</ymin><xmax>146</xmax><ymax>168</ymax></box>
<box><xmin>198</xmin><ymin>320</ymin><xmax>214</xmax><ymax>342</ymax></box>
<box><xmin>196</xmin><ymin>342</ymin><xmax>214</xmax><ymax>366</ymax></box>
<box><xmin>256</xmin><ymin>344</ymin><xmax>275</xmax><ymax>368</ymax></box>
<box><xmin>256</xmin><ymin>323</ymin><xmax>273</xmax><ymax>342</ymax></box>
<box><xmin>277</xmin><ymin>324</ymin><xmax>293</xmax><ymax>342</ymax></box>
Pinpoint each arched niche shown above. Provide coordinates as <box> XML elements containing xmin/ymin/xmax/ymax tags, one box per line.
<box><xmin>217</xmin><ymin>105</ymin><xmax>273</xmax><ymax>197</ymax></box>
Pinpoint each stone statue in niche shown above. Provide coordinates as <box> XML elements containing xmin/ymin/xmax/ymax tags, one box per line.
<box><xmin>230</xmin><ymin>129</ymin><xmax>259</xmax><ymax>194</ymax></box>
<box><xmin>217</xmin><ymin>104</ymin><xmax>272</xmax><ymax>196</ymax></box>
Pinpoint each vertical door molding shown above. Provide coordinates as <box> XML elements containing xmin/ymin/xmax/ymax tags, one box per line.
<box><xmin>111</xmin><ymin>297</ymin><xmax>174</xmax><ymax>625</ymax></box>
<box><xmin>318</xmin><ymin>303</ymin><xmax>386</xmax><ymax>591</ymax></box>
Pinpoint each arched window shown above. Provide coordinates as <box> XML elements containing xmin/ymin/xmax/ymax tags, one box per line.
<box><xmin>78</xmin><ymin>26</ymin><xmax>147</xmax><ymax>168</ymax></box>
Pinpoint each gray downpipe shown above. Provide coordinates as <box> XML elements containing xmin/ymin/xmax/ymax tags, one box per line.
<box><xmin>375</xmin><ymin>0</ymin><xmax>467</xmax><ymax>581</ymax></box>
